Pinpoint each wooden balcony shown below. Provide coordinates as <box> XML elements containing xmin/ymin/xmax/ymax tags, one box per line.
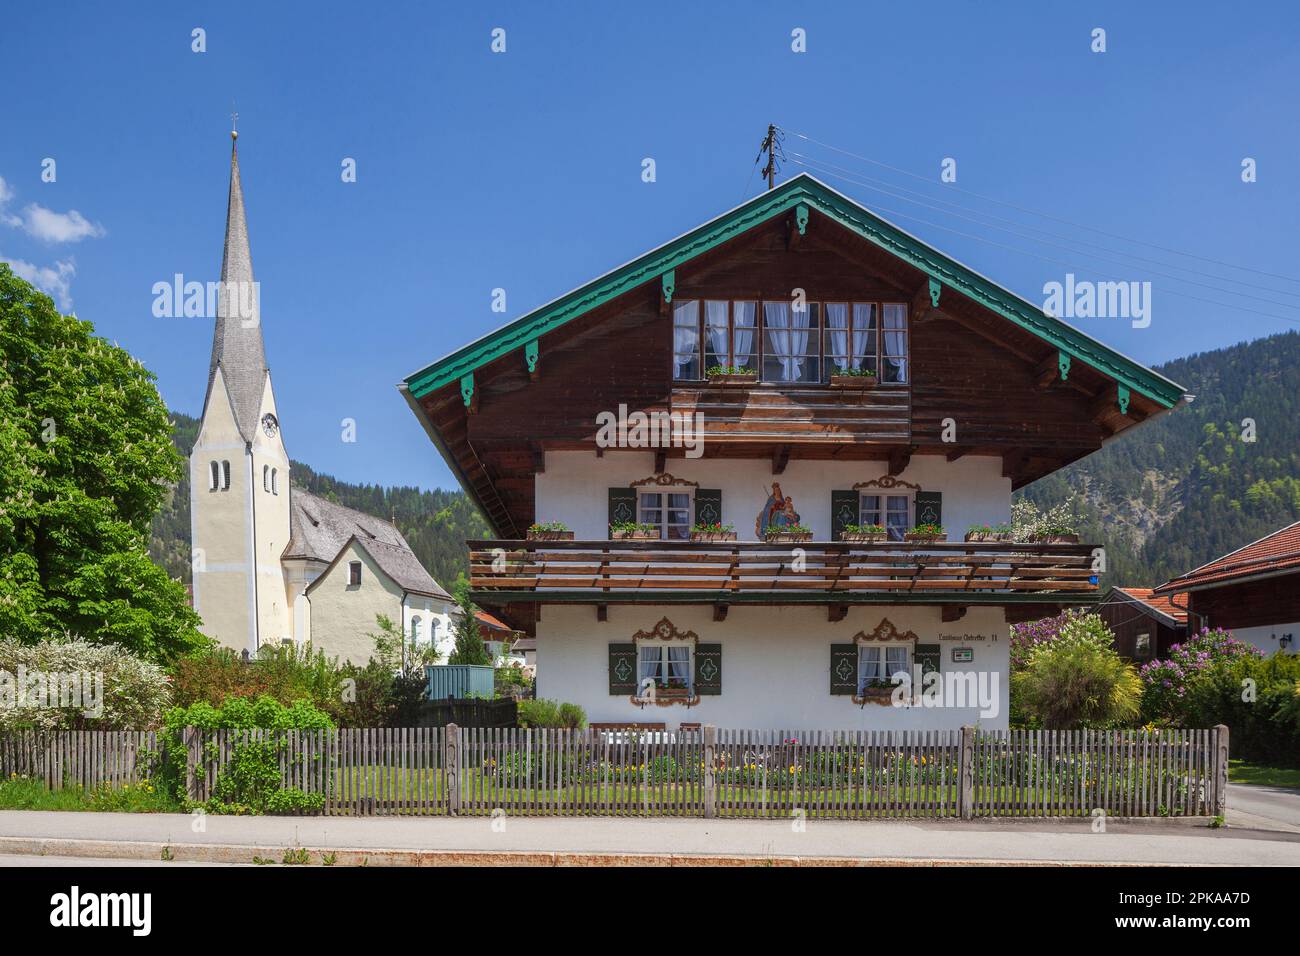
<box><xmin>467</xmin><ymin>539</ymin><xmax>1101</xmax><ymax>607</ymax></box>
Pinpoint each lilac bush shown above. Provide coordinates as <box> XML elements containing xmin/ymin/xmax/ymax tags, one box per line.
<box><xmin>1139</xmin><ymin>628</ymin><xmax>1262</xmax><ymax>721</ymax></box>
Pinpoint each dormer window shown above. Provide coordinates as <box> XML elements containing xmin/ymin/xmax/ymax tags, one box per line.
<box><xmin>672</xmin><ymin>298</ymin><xmax>907</xmax><ymax>384</ymax></box>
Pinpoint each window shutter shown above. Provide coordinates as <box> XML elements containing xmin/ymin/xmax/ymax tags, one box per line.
<box><xmin>694</xmin><ymin>489</ymin><xmax>722</xmax><ymax>527</ymax></box>
<box><xmin>831</xmin><ymin>490</ymin><xmax>858</xmax><ymax>540</ymax></box>
<box><xmin>915</xmin><ymin>643</ymin><xmax>941</xmax><ymax>676</ymax></box>
<box><xmin>608</xmin><ymin>643</ymin><xmax>637</xmax><ymax>695</ymax></box>
<box><xmin>608</xmin><ymin>487</ymin><xmax>637</xmax><ymax>534</ymax></box>
<box><xmin>830</xmin><ymin>643</ymin><xmax>858</xmax><ymax>695</ymax></box>
<box><xmin>915</xmin><ymin>491</ymin><xmax>942</xmax><ymax>526</ymax></box>
<box><xmin>695</xmin><ymin>643</ymin><xmax>722</xmax><ymax>695</ymax></box>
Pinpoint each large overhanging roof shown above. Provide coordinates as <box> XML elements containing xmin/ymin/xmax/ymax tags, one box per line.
<box><xmin>403</xmin><ymin>172</ymin><xmax>1186</xmax><ymax>408</ymax></box>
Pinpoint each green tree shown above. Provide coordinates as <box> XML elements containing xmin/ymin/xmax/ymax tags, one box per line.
<box><xmin>1012</xmin><ymin>614</ymin><xmax>1141</xmax><ymax>729</ymax></box>
<box><xmin>448</xmin><ymin>580</ymin><xmax>491</xmax><ymax>666</ymax></box>
<box><xmin>0</xmin><ymin>264</ymin><xmax>203</xmax><ymax>662</ymax></box>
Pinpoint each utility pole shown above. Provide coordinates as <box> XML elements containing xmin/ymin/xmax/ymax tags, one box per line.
<box><xmin>759</xmin><ymin>124</ymin><xmax>777</xmax><ymax>190</ymax></box>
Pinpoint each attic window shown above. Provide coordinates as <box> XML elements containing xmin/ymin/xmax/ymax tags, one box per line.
<box><xmin>672</xmin><ymin>298</ymin><xmax>908</xmax><ymax>384</ymax></box>
<box><xmin>348</xmin><ymin>561</ymin><xmax>362</xmax><ymax>586</ymax></box>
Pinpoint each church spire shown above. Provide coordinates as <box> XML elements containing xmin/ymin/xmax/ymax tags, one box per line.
<box><xmin>203</xmin><ymin>128</ymin><xmax>269</xmax><ymax>443</ymax></box>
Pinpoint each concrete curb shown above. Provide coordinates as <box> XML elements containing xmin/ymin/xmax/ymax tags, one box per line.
<box><xmin>0</xmin><ymin>836</ymin><xmax>1172</xmax><ymax>867</ymax></box>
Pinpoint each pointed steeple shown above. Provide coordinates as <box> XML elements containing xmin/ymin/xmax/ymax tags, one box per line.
<box><xmin>203</xmin><ymin>129</ymin><xmax>269</xmax><ymax>443</ymax></box>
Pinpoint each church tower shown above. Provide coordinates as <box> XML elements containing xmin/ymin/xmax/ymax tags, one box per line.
<box><xmin>190</xmin><ymin>130</ymin><xmax>293</xmax><ymax>654</ymax></box>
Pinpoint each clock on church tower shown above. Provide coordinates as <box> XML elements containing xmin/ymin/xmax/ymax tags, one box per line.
<box><xmin>261</xmin><ymin>413</ymin><xmax>278</xmax><ymax>438</ymax></box>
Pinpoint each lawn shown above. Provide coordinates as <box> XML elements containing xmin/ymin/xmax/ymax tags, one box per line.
<box><xmin>0</xmin><ymin>775</ymin><xmax>180</xmax><ymax>812</ymax></box>
<box><xmin>1228</xmin><ymin>759</ymin><xmax>1300</xmax><ymax>789</ymax></box>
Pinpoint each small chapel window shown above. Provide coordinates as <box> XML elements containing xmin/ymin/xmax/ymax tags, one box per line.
<box><xmin>348</xmin><ymin>561</ymin><xmax>362</xmax><ymax>587</ymax></box>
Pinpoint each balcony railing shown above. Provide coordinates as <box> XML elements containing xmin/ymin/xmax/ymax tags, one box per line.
<box><xmin>467</xmin><ymin>539</ymin><xmax>1100</xmax><ymax>604</ymax></box>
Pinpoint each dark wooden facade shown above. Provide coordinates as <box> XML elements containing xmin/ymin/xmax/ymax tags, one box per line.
<box><xmin>416</xmin><ymin>210</ymin><xmax>1162</xmax><ymax>538</ymax></box>
<box><xmin>1185</xmin><ymin>571</ymin><xmax>1300</xmax><ymax>631</ymax></box>
<box><xmin>1099</xmin><ymin>592</ymin><xmax>1187</xmax><ymax>661</ymax></box>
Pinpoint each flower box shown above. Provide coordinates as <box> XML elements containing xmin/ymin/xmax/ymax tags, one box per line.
<box><xmin>706</xmin><ymin>372</ymin><xmax>758</xmax><ymax>386</ymax></box>
<box><xmin>690</xmin><ymin>530</ymin><xmax>738</xmax><ymax>542</ymax></box>
<box><xmin>840</xmin><ymin>531</ymin><xmax>887</xmax><ymax>543</ymax></box>
<box><xmin>1029</xmin><ymin>533</ymin><xmax>1080</xmax><ymax>544</ymax></box>
<box><xmin>904</xmin><ymin>532</ymin><xmax>947</xmax><ymax>543</ymax></box>
<box><xmin>766</xmin><ymin>531</ymin><xmax>813</xmax><ymax>544</ymax></box>
<box><xmin>853</xmin><ymin>686</ymin><xmax>897</xmax><ymax>706</ymax></box>
<box><xmin>610</xmin><ymin>530</ymin><xmax>659</xmax><ymax>541</ymax></box>
<box><xmin>526</xmin><ymin>529</ymin><xmax>574</xmax><ymax>541</ymax></box>
<box><xmin>829</xmin><ymin>373</ymin><xmax>877</xmax><ymax>390</ymax></box>
<box><xmin>965</xmin><ymin>531</ymin><xmax>1013</xmax><ymax>543</ymax></box>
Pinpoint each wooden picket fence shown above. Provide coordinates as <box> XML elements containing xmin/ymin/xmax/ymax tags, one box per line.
<box><xmin>0</xmin><ymin>730</ymin><xmax>158</xmax><ymax>791</ymax></box>
<box><xmin>176</xmin><ymin>724</ymin><xmax>1229</xmax><ymax>820</ymax></box>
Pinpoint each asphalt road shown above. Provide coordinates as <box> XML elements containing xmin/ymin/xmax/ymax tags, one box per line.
<box><xmin>1227</xmin><ymin>783</ymin><xmax>1300</xmax><ymax>832</ymax></box>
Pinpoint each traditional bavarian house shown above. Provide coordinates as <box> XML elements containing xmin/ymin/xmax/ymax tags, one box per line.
<box><xmin>401</xmin><ymin>173</ymin><xmax>1188</xmax><ymax>730</ymax></box>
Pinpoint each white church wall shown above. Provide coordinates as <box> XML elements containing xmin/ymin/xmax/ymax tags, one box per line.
<box><xmin>306</xmin><ymin>541</ymin><xmax>404</xmax><ymax>665</ymax></box>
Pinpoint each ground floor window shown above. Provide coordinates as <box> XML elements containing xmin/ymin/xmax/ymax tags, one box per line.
<box><xmin>638</xmin><ymin>641</ymin><xmax>693</xmax><ymax>691</ymax></box>
<box><xmin>858</xmin><ymin>643</ymin><xmax>910</xmax><ymax>692</ymax></box>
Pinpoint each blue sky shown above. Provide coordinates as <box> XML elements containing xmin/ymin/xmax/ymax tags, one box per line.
<box><xmin>3</xmin><ymin>1</ymin><xmax>1297</xmax><ymax>491</ymax></box>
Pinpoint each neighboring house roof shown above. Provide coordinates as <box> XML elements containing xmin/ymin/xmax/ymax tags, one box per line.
<box><xmin>512</xmin><ymin>637</ymin><xmax>536</xmax><ymax>652</ymax></box>
<box><xmin>1107</xmin><ymin>587</ymin><xmax>1189</xmax><ymax>628</ymax></box>
<box><xmin>203</xmin><ymin>136</ymin><xmax>270</xmax><ymax>444</ymax></box>
<box><xmin>1154</xmin><ymin>521</ymin><xmax>1300</xmax><ymax>594</ymax></box>
<box><xmin>402</xmin><ymin>172</ymin><xmax>1187</xmax><ymax>410</ymax></box>
<box><xmin>303</xmin><ymin>532</ymin><xmax>452</xmax><ymax>601</ymax></box>
<box><xmin>476</xmin><ymin>610</ymin><xmax>516</xmax><ymax>633</ymax></box>
<box><xmin>284</xmin><ymin>487</ymin><xmax>410</xmax><ymax>562</ymax></box>
<box><xmin>287</xmin><ymin>486</ymin><xmax>452</xmax><ymax>601</ymax></box>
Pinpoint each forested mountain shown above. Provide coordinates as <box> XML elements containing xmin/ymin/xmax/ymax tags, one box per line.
<box><xmin>149</xmin><ymin>412</ymin><xmax>489</xmax><ymax>590</ymax></box>
<box><xmin>1019</xmin><ymin>331</ymin><xmax>1300</xmax><ymax>588</ymax></box>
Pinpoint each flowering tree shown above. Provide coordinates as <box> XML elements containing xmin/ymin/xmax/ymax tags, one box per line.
<box><xmin>1139</xmin><ymin>628</ymin><xmax>1262</xmax><ymax>721</ymax></box>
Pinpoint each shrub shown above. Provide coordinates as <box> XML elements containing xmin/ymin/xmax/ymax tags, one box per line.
<box><xmin>1012</xmin><ymin>618</ymin><xmax>1141</xmax><ymax>729</ymax></box>
<box><xmin>1009</xmin><ymin>609</ymin><xmax>1075</xmax><ymax>670</ymax></box>
<box><xmin>1177</xmin><ymin>653</ymin><xmax>1300</xmax><ymax>766</ymax></box>
<box><xmin>0</xmin><ymin>635</ymin><xmax>171</xmax><ymax>731</ymax></box>
<box><xmin>158</xmin><ymin>695</ymin><xmax>334</xmax><ymax>811</ymax></box>
<box><xmin>495</xmin><ymin>663</ymin><xmax>534</xmax><ymax>699</ymax></box>
<box><xmin>518</xmin><ymin>698</ymin><xmax>586</xmax><ymax>729</ymax></box>
<box><xmin>170</xmin><ymin>644</ymin><xmax>344</xmax><ymax>710</ymax></box>
<box><xmin>1139</xmin><ymin>628</ymin><xmax>1263</xmax><ymax>721</ymax></box>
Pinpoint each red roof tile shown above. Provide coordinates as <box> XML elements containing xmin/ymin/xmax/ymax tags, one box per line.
<box><xmin>1154</xmin><ymin>521</ymin><xmax>1300</xmax><ymax>594</ymax></box>
<box><xmin>1113</xmin><ymin>587</ymin><xmax>1188</xmax><ymax>624</ymax></box>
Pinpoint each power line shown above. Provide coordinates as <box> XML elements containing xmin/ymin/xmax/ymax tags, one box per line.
<box><xmin>783</xmin><ymin>158</ymin><xmax>1300</xmax><ymax>327</ymax></box>
<box><xmin>783</xmin><ymin>126</ymin><xmax>1300</xmax><ymax>287</ymax></box>
<box><xmin>789</xmin><ymin>155</ymin><xmax>1300</xmax><ymax>313</ymax></box>
<box><xmin>789</xmin><ymin>150</ymin><xmax>1300</xmax><ymax>304</ymax></box>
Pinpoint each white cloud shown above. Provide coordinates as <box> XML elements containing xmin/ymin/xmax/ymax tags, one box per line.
<box><xmin>0</xmin><ymin>174</ymin><xmax>105</xmax><ymax>242</ymax></box>
<box><xmin>1</xmin><ymin>253</ymin><xmax>76</xmax><ymax>310</ymax></box>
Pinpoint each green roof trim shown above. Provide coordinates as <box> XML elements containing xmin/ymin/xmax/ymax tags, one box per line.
<box><xmin>405</xmin><ymin>173</ymin><xmax>1185</xmax><ymax>408</ymax></box>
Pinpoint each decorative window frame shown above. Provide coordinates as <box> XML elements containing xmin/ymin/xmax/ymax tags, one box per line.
<box><xmin>851</xmin><ymin>617</ymin><xmax>917</xmax><ymax>706</ymax></box>
<box><xmin>630</xmin><ymin>473</ymin><xmax>699</xmax><ymax>488</ymax></box>
<box><xmin>852</xmin><ymin>476</ymin><xmax>918</xmax><ymax>540</ymax></box>
<box><xmin>630</xmin><ymin>617</ymin><xmax>700</xmax><ymax>708</ymax></box>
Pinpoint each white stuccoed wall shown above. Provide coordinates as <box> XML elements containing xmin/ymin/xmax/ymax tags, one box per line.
<box><xmin>534</xmin><ymin>451</ymin><xmax>1011</xmax><ymax>539</ymax></box>
<box><xmin>530</xmin><ymin>450</ymin><xmax>1015</xmax><ymax>730</ymax></box>
<box><xmin>536</xmin><ymin>603</ymin><xmax>1011</xmax><ymax>731</ymax></box>
<box><xmin>1229</xmin><ymin>622</ymin><xmax>1299</xmax><ymax>656</ymax></box>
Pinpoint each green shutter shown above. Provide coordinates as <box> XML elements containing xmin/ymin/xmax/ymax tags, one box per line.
<box><xmin>608</xmin><ymin>643</ymin><xmax>637</xmax><ymax>695</ymax></box>
<box><xmin>915</xmin><ymin>643</ymin><xmax>941</xmax><ymax>676</ymax></box>
<box><xmin>608</xmin><ymin>487</ymin><xmax>637</xmax><ymax>535</ymax></box>
<box><xmin>694</xmin><ymin>489</ymin><xmax>722</xmax><ymax>527</ymax></box>
<box><xmin>831</xmin><ymin>490</ymin><xmax>859</xmax><ymax>540</ymax></box>
<box><xmin>915</xmin><ymin>491</ymin><xmax>942</xmax><ymax>527</ymax></box>
<box><xmin>695</xmin><ymin>643</ymin><xmax>722</xmax><ymax>695</ymax></box>
<box><xmin>830</xmin><ymin>643</ymin><xmax>858</xmax><ymax>695</ymax></box>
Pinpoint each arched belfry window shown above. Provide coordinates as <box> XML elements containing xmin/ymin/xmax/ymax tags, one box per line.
<box><xmin>209</xmin><ymin>461</ymin><xmax>220</xmax><ymax>491</ymax></box>
<box><xmin>263</xmin><ymin>465</ymin><xmax>270</xmax><ymax>492</ymax></box>
<box><xmin>271</xmin><ymin>468</ymin><xmax>279</xmax><ymax>495</ymax></box>
<box><xmin>221</xmin><ymin>461</ymin><xmax>231</xmax><ymax>491</ymax></box>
